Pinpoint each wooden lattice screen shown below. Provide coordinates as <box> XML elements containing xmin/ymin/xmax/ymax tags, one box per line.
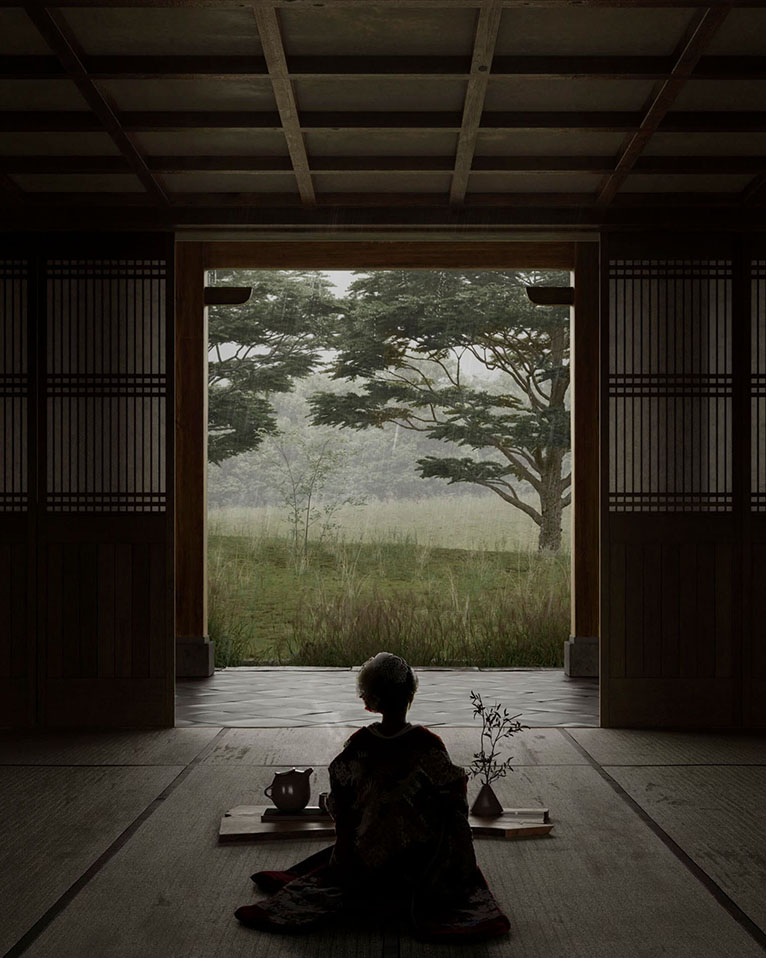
<box><xmin>0</xmin><ymin>236</ymin><xmax>174</xmax><ymax>728</ymax></box>
<box><xmin>0</xmin><ymin>257</ymin><xmax>34</xmax><ymax>726</ymax></box>
<box><xmin>748</xmin><ymin>252</ymin><xmax>766</xmax><ymax>727</ymax></box>
<box><xmin>601</xmin><ymin>234</ymin><xmax>765</xmax><ymax>729</ymax></box>
<box><xmin>608</xmin><ymin>259</ymin><xmax>733</xmax><ymax>514</ymax></box>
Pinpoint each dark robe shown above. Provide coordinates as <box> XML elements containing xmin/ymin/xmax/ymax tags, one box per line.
<box><xmin>234</xmin><ymin>723</ymin><xmax>511</xmax><ymax>943</ymax></box>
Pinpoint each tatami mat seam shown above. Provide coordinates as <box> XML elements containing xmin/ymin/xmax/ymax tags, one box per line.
<box><xmin>2</xmin><ymin>727</ymin><xmax>230</xmax><ymax>958</ymax></box>
<box><xmin>578</xmin><ymin>762</ymin><xmax>766</xmax><ymax>768</ymax></box>
<box><xmin>0</xmin><ymin>762</ymin><xmax>210</xmax><ymax>768</ymax></box>
<box><xmin>558</xmin><ymin>728</ymin><xmax>766</xmax><ymax>952</ymax></box>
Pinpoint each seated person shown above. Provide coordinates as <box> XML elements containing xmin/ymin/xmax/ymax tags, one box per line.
<box><xmin>235</xmin><ymin>652</ymin><xmax>511</xmax><ymax>943</ymax></box>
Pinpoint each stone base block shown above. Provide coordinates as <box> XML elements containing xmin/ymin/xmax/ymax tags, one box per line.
<box><xmin>564</xmin><ymin>635</ymin><xmax>599</xmax><ymax>678</ymax></box>
<box><xmin>176</xmin><ymin>637</ymin><xmax>215</xmax><ymax>678</ymax></box>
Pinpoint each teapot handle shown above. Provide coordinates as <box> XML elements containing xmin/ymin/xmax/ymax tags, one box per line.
<box><xmin>264</xmin><ymin>785</ymin><xmax>273</xmax><ymax>799</ymax></box>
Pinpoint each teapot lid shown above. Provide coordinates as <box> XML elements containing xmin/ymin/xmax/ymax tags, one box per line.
<box><xmin>272</xmin><ymin>767</ymin><xmax>313</xmax><ymax>777</ymax></box>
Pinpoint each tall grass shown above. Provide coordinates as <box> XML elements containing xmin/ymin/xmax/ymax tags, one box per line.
<box><xmin>279</xmin><ymin>552</ymin><xmax>569</xmax><ymax>667</ymax></box>
<box><xmin>208</xmin><ymin>543</ymin><xmax>259</xmax><ymax>667</ymax></box>
<box><xmin>207</xmin><ymin>497</ymin><xmax>571</xmax><ymax>668</ymax></box>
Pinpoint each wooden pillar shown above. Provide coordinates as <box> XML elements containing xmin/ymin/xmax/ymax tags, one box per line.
<box><xmin>175</xmin><ymin>242</ymin><xmax>214</xmax><ymax>677</ymax></box>
<box><xmin>565</xmin><ymin>242</ymin><xmax>600</xmax><ymax>677</ymax></box>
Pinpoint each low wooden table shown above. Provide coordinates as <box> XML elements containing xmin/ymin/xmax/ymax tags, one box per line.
<box><xmin>219</xmin><ymin>806</ymin><xmax>553</xmax><ymax>843</ymax></box>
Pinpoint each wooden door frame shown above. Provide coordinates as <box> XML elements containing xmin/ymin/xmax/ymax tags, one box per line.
<box><xmin>174</xmin><ymin>240</ymin><xmax>600</xmax><ymax>713</ymax></box>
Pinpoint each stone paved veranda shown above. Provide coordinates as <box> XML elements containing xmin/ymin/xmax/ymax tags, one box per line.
<box><xmin>176</xmin><ymin>667</ymin><xmax>599</xmax><ymax>727</ymax></box>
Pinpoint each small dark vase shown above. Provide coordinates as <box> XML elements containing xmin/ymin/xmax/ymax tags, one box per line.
<box><xmin>470</xmin><ymin>783</ymin><xmax>504</xmax><ymax>818</ymax></box>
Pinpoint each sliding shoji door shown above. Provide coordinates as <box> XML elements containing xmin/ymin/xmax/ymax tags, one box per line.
<box><xmin>600</xmin><ymin>235</ymin><xmax>744</xmax><ymax>728</ymax></box>
<box><xmin>747</xmin><ymin>243</ymin><xmax>766</xmax><ymax>728</ymax></box>
<box><xmin>38</xmin><ymin>237</ymin><xmax>175</xmax><ymax>727</ymax></box>
<box><xmin>0</xmin><ymin>255</ymin><xmax>35</xmax><ymax>726</ymax></box>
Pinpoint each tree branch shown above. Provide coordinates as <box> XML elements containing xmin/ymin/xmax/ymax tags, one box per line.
<box><xmin>473</xmin><ymin>480</ymin><xmax>541</xmax><ymax>524</ymax></box>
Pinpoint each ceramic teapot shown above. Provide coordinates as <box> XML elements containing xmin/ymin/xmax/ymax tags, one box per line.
<box><xmin>264</xmin><ymin>767</ymin><xmax>313</xmax><ymax>811</ymax></box>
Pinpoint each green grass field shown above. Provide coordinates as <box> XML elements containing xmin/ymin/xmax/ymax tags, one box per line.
<box><xmin>208</xmin><ymin>494</ymin><xmax>571</xmax><ymax>668</ymax></box>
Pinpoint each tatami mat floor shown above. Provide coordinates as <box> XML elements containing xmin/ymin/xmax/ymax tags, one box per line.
<box><xmin>1</xmin><ymin>726</ymin><xmax>765</xmax><ymax>957</ymax></box>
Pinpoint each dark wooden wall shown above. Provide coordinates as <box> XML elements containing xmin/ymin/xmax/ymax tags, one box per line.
<box><xmin>601</xmin><ymin>231</ymin><xmax>765</xmax><ymax>729</ymax></box>
<box><xmin>0</xmin><ymin>234</ymin><xmax>174</xmax><ymax>728</ymax></box>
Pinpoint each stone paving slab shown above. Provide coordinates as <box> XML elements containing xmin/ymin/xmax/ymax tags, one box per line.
<box><xmin>176</xmin><ymin>668</ymin><xmax>599</xmax><ymax>727</ymax></box>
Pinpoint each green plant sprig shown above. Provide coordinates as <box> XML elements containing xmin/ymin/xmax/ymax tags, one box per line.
<box><xmin>468</xmin><ymin>690</ymin><xmax>527</xmax><ymax>786</ymax></box>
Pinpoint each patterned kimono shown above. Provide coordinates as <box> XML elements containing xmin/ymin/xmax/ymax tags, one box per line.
<box><xmin>235</xmin><ymin>723</ymin><xmax>511</xmax><ymax>943</ymax></box>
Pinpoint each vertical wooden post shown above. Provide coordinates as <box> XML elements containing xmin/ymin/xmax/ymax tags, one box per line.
<box><xmin>565</xmin><ymin>242</ymin><xmax>600</xmax><ymax>677</ymax></box>
<box><xmin>175</xmin><ymin>242</ymin><xmax>214</xmax><ymax>676</ymax></box>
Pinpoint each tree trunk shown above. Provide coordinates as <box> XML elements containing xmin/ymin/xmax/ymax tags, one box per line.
<box><xmin>538</xmin><ymin>448</ymin><xmax>565</xmax><ymax>552</ymax></box>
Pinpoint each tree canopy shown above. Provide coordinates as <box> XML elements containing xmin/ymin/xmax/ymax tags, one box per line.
<box><xmin>207</xmin><ymin>269</ymin><xmax>341</xmax><ymax>464</ymax></box>
<box><xmin>309</xmin><ymin>269</ymin><xmax>572</xmax><ymax>551</ymax></box>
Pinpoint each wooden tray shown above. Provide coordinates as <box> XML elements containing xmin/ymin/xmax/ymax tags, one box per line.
<box><xmin>219</xmin><ymin>805</ymin><xmax>553</xmax><ymax>843</ymax></box>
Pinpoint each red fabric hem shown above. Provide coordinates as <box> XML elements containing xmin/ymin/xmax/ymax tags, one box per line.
<box><xmin>250</xmin><ymin>870</ymin><xmax>297</xmax><ymax>893</ymax></box>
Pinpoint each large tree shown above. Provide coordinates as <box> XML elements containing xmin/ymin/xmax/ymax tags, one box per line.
<box><xmin>309</xmin><ymin>269</ymin><xmax>572</xmax><ymax>551</ymax></box>
<box><xmin>207</xmin><ymin>269</ymin><xmax>340</xmax><ymax>464</ymax></box>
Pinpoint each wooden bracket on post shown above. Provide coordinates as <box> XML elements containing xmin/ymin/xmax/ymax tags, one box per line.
<box><xmin>204</xmin><ymin>287</ymin><xmax>252</xmax><ymax>306</ymax></box>
<box><xmin>526</xmin><ymin>286</ymin><xmax>574</xmax><ymax>307</ymax></box>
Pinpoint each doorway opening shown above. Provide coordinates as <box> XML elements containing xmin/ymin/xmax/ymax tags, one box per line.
<box><xmin>174</xmin><ymin>242</ymin><xmax>599</xmax><ymax>729</ymax></box>
<box><xmin>207</xmin><ymin>267</ymin><xmax>571</xmax><ymax>671</ymax></box>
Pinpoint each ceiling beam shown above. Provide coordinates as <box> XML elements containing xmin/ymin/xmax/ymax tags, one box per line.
<box><xmin>0</xmin><ymin>171</ymin><xmax>23</xmax><ymax>203</ymax></box>
<box><xmin>741</xmin><ymin>174</ymin><xmax>766</xmax><ymax>205</ymax></box>
<box><xmin>3</xmin><ymin>110</ymin><xmax>765</xmax><ymax>134</ymax></box>
<box><xmin>3</xmin><ymin>54</ymin><xmax>765</xmax><ymax>80</ymax></box>
<box><xmin>450</xmin><ymin>0</ymin><xmax>501</xmax><ymax>205</ymax></box>
<box><xmin>3</xmin><ymin>155</ymin><xmax>763</xmax><ymax>176</ymax></box>
<box><xmin>15</xmin><ymin>190</ymin><xmax>741</xmax><ymax>209</ymax></box>
<box><xmin>2</xmin><ymin>201</ymin><xmax>760</xmax><ymax>236</ymax></box>
<box><xmin>22</xmin><ymin>4</ymin><xmax>167</xmax><ymax>205</ymax></box>
<box><xmin>253</xmin><ymin>6</ymin><xmax>315</xmax><ymax>205</ymax></box>
<box><xmin>595</xmin><ymin>6</ymin><xmax>730</xmax><ymax>208</ymax></box>
<box><xmin>2</xmin><ymin>1</ymin><xmax>759</xmax><ymax>8</ymax></box>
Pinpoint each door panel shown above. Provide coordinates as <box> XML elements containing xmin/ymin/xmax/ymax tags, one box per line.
<box><xmin>0</xmin><ymin>258</ymin><xmax>35</xmax><ymax>726</ymax></box>
<box><xmin>748</xmin><ymin>254</ymin><xmax>766</xmax><ymax>726</ymax></box>
<box><xmin>601</xmin><ymin>239</ymin><xmax>742</xmax><ymax>728</ymax></box>
<box><xmin>37</xmin><ymin>244</ymin><xmax>174</xmax><ymax>727</ymax></box>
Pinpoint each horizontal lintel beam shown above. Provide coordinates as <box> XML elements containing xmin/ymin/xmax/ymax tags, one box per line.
<box><xmin>2</xmin><ymin>204</ymin><xmax>761</xmax><ymax>236</ymax></box>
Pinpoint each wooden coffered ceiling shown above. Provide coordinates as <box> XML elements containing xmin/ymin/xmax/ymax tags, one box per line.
<box><xmin>0</xmin><ymin>1</ymin><xmax>765</xmax><ymax>231</ymax></box>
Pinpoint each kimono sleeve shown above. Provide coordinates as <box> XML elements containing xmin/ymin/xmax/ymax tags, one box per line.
<box><xmin>418</xmin><ymin>737</ymin><xmax>470</xmax><ymax>817</ymax></box>
<box><xmin>326</xmin><ymin>746</ymin><xmax>362</xmax><ymax>868</ymax></box>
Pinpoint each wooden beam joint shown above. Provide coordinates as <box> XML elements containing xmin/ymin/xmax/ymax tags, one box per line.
<box><xmin>526</xmin><ymin>286</ymin><xmax>575</xmax><ymax>307</ymax></box>
<box><xmin>204</xmin><ymin>286</ymin><xmax>253</xmax><ymax>306</ymax></box>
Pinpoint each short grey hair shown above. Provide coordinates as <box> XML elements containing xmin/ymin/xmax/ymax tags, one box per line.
<box><xmin>357</xmin><ymin>652</ymin><xmax>418</xmax><ymax>712</ymax></box>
